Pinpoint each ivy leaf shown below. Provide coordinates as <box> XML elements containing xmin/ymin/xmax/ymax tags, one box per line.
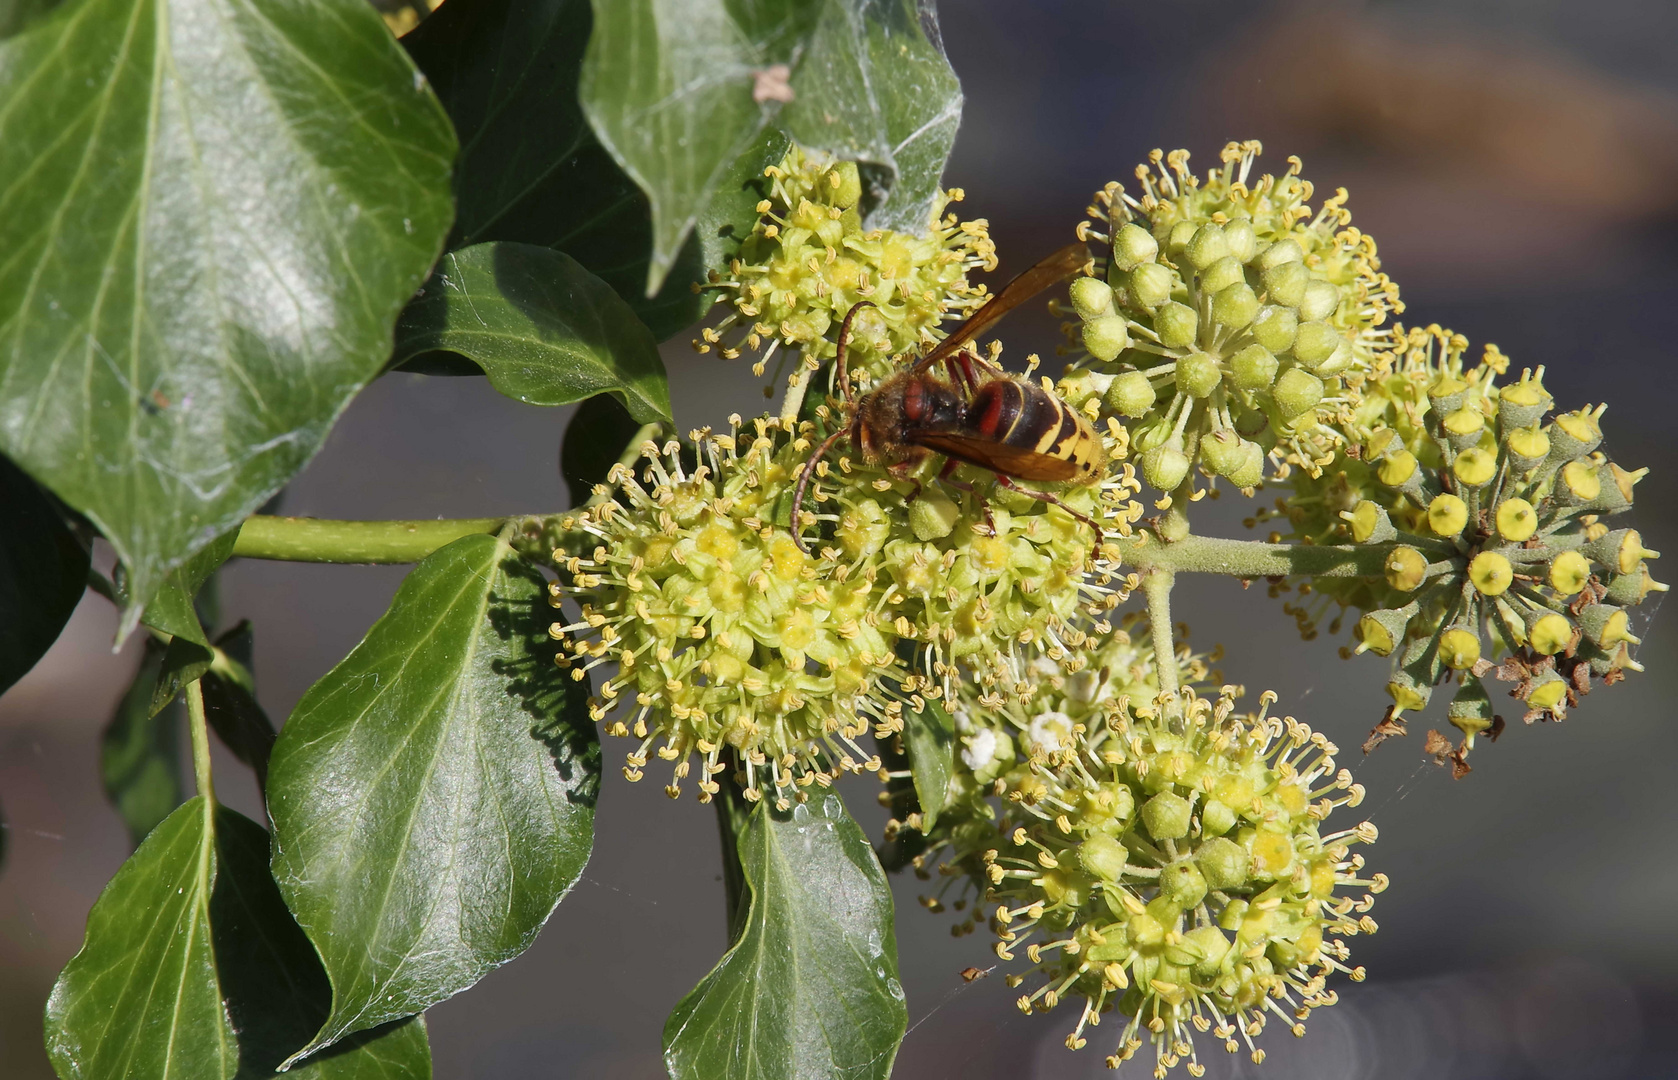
<box><xmin>402</xmin><ymin>0</ymin><xmax>781</xmax><ymax>340</ymax></box>
<box><xmin>201</xmin><ymin>622</ymin><xmax>278</xmax><ymax>798</ymax></box>
<box><xmin>268</xmin><ymin>534</ymin><xmax>600</xmax><ymax>1060</ymax></box>
<box><xmin>0</xmin><ymin>0</ymin><xmax>456</xmax><ymax>639</ymax></box>
<box><xmin>393</xmin><ymin>243</ymin><xmax>671</xmax><ymax>423</ymax></box>
<box><xmin>0</xmin><ymin>453</ymin><xmax>88</xmax><ymax>697</ymax></box>
<box><xmin>902</xmin><ymin>692</ymin><xmax>955</xmax><ymax>832</ymax></box>
<box><xmin>45</xmin><ymin>797</ymin><xmax>430</xmax><ymax>1080</ymax></box>
<box><xmin>580</xmin><ymin>0</ymin><xmax>960</xmax><ymax>294</ymax></box>
<box><xmin>663</xmin><ymin>792</ymin><xmax>907</xmax><ymax>1080</ymax></box>
<box><xmin>561</xmin><ymin>393</ymin><xmax>645</xmax><ymax>508</ymax></box>
<box><xmin>100</xmin><ymin>638</ymin><xmax>184</xmax><ymax>845</ymax></box>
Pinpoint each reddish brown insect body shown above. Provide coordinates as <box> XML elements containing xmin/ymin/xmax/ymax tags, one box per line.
<box><xmin>791</xmin><ymin>243</ymin><xmax>1104</xmax><ymax>552</ymax></box>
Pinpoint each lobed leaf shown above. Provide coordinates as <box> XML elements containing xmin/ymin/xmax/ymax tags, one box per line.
<box><xmin>393</xmin><ymin>243</ymin><xmax>671</xmax><ymax>423</ymax></box>
<box><xmin>268</xmin><ymin>534</ymin><xmax>599</xmax><ymax>1059</ymax></box>
<box><xmin>0</xmin><ymin>0</ymin><xmax>456</xmax><ymax>637</ymax></box>
<box><xmin>0</xmin><ymin>453</ymin><xmax>88</xmax><ymax>696</ymax></box>
<box><xmin>664</xmin><ymin>792</ymin><xmax>907</xmax><ymax>1080</ymax></box>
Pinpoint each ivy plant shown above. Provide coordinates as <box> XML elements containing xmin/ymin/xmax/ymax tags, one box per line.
<box><xmin>0</xmin><ymin>0</ymin><xmax>1659</xmax><ymax>1077</ymax></box>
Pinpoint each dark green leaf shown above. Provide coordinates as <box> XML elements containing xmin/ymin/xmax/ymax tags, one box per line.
<box><xmin>0</xmin><ymin>0</ymin><xmax>456</xmax><ymax>639</ymax></box>
<box><xmin>269</xmin><ymin>534</ymin><xmax>599</xmax><ymax>1059</ymax></box>
<box><xmin>135</xmin><ymin>529</ymin><xmax>238</xmax><ymax>647</ymax></box>
<box><xmin>393</xmin><ymin>243</ymin><xmax>670</xmax><ymax>423</ymax></box>
<box><xmin>777</xmin><ymin>0</ymin><xmax>962</xmax><ymax>232</ymax></box>
<box><xmin>202</xmin><ymin>622</ymin><xmax>278</xmax><ymax>797</ymax></box>
<box><xmin>902</xmin><ymin>691</ymin><xmax>954</xmax><ymax>832</ymax></box>
<box><xmin>664</xmin><ymin>793</ymin><xmax>907</xmax><ymax>1080</ymax></box>
<box><xmin>46</xmin><ymin>797</ymin><xmax>430</xmax><ymax>1080</ymax></box>
<box><xmin>0</xmin><ymin>453</ymin><xmax>88</xmax><ymax>696</ymax></box>
<box><xmin>151</xmin><ymin>634</ymin><xmax>215</xmax><ymax>718</ymax></box>
<box><xmin>100</xmin><ymin>639</ymin><xmax>184</xmax><ymax>845</ymax></box>
<box><xmin>0</xmin><ymin>0</ymin><xmax>57</xmax><ymax>38</ymax></box>
<box><xmin>561</xmin><ymin>393</ymin><xmax>643</xmax><ymax>508</ymax></box>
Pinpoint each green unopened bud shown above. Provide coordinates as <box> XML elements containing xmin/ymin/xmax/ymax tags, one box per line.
<box><xmin>1558</xmin><ymin>459</ymin><xmax>1601</xmax><ymax>503</ymax></box>
<box><xmin>1184</xmin><ymin>926</ymin><xmax>1233</xmax><ymax>977</ymax></box>
<box><xmin>1356</xmin><ymin>602</ymin><xmax>1418</xmax><ymax>656</ymax></box>
<box><xmin>1496</xmin><ymin>498</ymin><xmax>1538</xmax><ymax>542</ymax></box>
<box><xmin>1105</xmin><ymin>370</ymin><xmax>1156</xmax><ymax>418</ymax></box>
<box><xmin>1579</xmin><ymin>604</ymin><xmax>1638</xmax><ymax>648</ymax></box>
<box><xmin>1200</xmin><ymin>429</ymin><xmax>1249</xmax><ymax>478</ymax></box>
<box><xmin>1498</xmin><ymin>368</ymin><xmax>1552</xmax><ymax>430</ymax></box>
<box><xmin>909</xmin><ymin>489</ymin><xmax>960</xmax><ymax>540</ymax></box>
<box><xmin>1069</xmin><ymin>276</ymin><xmax>1115</xmax><ymax>319</ymax></box>
<box><xmin>1605</xmin><ymin>566</ymin><xmax>1667</xmax><ymax>606</ymax></box>
<box><xmin>1549</xmin><ymin>550</ymin><xmax>1592</xmax><ymax>595</ymax></box>
<box><xmin>1176</xmin><ymin>351</ymin><xmax>1222</xmax><ymax>398</ymax></box>
<box><xmin>1250</xmin><ymin>305</ymin><xmax>1298</xmax><ymax>353</ymax></box>
<box><xmin>1254</xmin><ymin>238</ymin><xmax>1303</xmax><ymax>271</ymax></box>
<box><xmin>1200</xmin><ymin>799</ymin><xmax>1236</xmax><ymax>837</ymax></box>
<box><xmin>1384</xmin><ymin>546</ymin><xmax>1429</xmax><ymax>592</ymax></box>
<box><xmin>1078</xmin><ymin>832</ymin><xmax>1129</xmax><ymax>881</ymax></box>
<box><xmin>1586</xmin><ymin>529</ymin><xmax>1658</xmax><ymax>575</ymax></box>
<box><xmin>1453</xmin><ymin>447</ymin><xmax>1497</xmax><ymax>487</ymax></box>
<box><xmin>1229</xmin><ymin>344</ymin><xmax>1278</xmax><ymax>390</ymax></box>
<box><xmin>1439</xmin><ymin>625</ymin><xmax>1482</xmax><ymax>670</ymax></box>
<box><xmin>1272</xmin><ymin>367</ymin><xmax>1324</xmax><ymax>420</ymax></box>
<box><xmin>1111</xmin><ymin>223</ymin><xmax>1159</xmax><ymax>271</ymax></box>
<box><xmin>1142</xmin><ymin>441</ymin><xmax>1190</xmax><ymax>492</ymax></box>
<box><xmin>1184</xmin><ymin>223</ymin><xmax>1228</xmax><ymax>269</ymax></box>
<box><xmin>1505</xmin><ymin>425</ymin><xmax>1550</xmax><ymax>470</ymax></box>
<box><xmin>1082</xmin><ymin>315</ymin><xmax>1131</xmax><ymax>361</ymax></box>
<box><xmin>1127</xmin><ymin>262</ymin><xmax>1174</xmax><ymax>310</ymax></box>
<box><xmin>1298</xmin><ymin>280</ymin><xmax>1340</xmax><ymax>322</ymax></box>
<box><xmin>1155</xmin><ymin>301</ymin><xmax>1198</xmax><ymax>349</ymax></box>
<box><xmin>1193</xmin><ymin>836</ymin><xmax>1249</xmax><ymax>890</ymax></box>
<box><xmin>1213</xmin><ymin>282</ymin><xmax>1260</xmax><ymax>329</ymax></box>
<box><xmin>1345</xmin><ymin>501</ymin><xmax>1396</xmax><ymax>544</ymax></box>
<box><xmin>1226</xmin><ymin>441</ymin><xmax>1265</xmax><ymax>488</ymax></box>
<box><xmin>1442</xmin><ymin>407</ymin><xmax>1486</xmax><ymax>450</ymax></box>
<box><xmin>826</xmin><ymin>161</ymin><xmax>862</xmax><ymax>208</ymax></box>
<box><xmin>1160</xmin><ymin>860</ymin><xmax>1208</xmax><ymax>909</ymax></box>
<box><xmin>1200</xmin><ymin>255</ymin><xmax>1244</xmax><ymax>295</ymax></box>
<box><xmin>1427</xmin><ymin>493</ymin><xmax>1469</xmax><ymax>537</ymax></box>
<box><xmin>1261</xmin><ymin>260</ymin><xmax>1309</xmax><ymax>307</ymax></box>
<box><xmin>1468</xmin><ymin>550</ymin><xmax>1513</xmax><ymax>596</ymax></box>
<box><xmin>1141</xmin><ymin>791</ymin><xmax>1191</xmax><ymax>840</ymax></box>
<box><xmin>1165</xmin><ymin>220</ymin><xmax>1197</xmax><ymax>257</ymax></box>
<box><xmin>1529</xmin><ymin>612</ymin><xmax>1574</xmax><ymax>655</ymax></box>
<box><xmin>1223</xmin><ymin>219</ymin><xmax>1258</xmax><ymax>263</ymax></box>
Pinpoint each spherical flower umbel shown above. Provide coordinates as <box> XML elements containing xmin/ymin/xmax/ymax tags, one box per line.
<box><xmin>546</xmin><ymin>414</ymin><xmax>1139</xmax><ymax>806</ymax></box>
<box><xmin>1061</xmin><ymin>141</ymin><xmax>1403</xmax><ymax>497</ymax></box>
<box><xmin>923</xmin><ymin>680</ymin><xmax>1381</xmax><ymax>1078</ymax></box>
<box><xmin>694</xmin><ymin>144</ymin><xmax>997</xmax><ymax>395</ymax></box>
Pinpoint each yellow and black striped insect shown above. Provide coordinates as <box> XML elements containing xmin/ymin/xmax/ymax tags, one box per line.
<box><xmin>792</xmin><ymin>243</ymin><xmax>1105</xmax><ymax>552</ymax></box>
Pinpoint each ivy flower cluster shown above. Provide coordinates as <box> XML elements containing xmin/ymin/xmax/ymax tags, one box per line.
<box><xmin>695</xmin><ymin>144</ymin><xmax>997</xmax><ymax>393</ymax></box>
<box><xmin>1060</xmin><ymin>141</ymin><xmax>1403</xmax><ymax>496</ymax></box>
<box><xmin>546</xmin><ymin>414</ymin><xmax>1139</xmax><ymax>807</ymax></box>
<box><xmin>917</xmin><ymin>648</ymin><xmax>1381</xmax><ymax>1078</ymax></box>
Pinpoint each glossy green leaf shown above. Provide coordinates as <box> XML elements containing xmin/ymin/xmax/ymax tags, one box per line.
<box><xmin>403</xmin><ymin>0</ymin><xmax>778</xmax><ymax>340</ymax></box>
<box><xmin>134</xmin><ymin>530</ymin><xmax>237</xmax><ymax>648</ymax></box>
<box><xmin>393</xmin><ymin>243</ymin><xmax>670</xmax><ymax>423</ymax></box>
<box><xmin>902</xmin><ymin>692</ymin><xmax>954</xmax><ymax>832</ymax></box>
<box><xmin>0</xmin><ymin>453</ymin><xmax>88</xmax><ymax>696</ymax></box>
<box><xmin>580</xmin><ymin>0</ymin><xmax>960</xmax><ymax>293</ymax></box>
<box><xmin>151</xmin><ymin>634</ymin><xmax>215</xmax><ymax>717</ymax></box>
<box><xmin>269</xmin><ymin>534</ymin><xmax>599</xmax><ymax>1059</ymax></box>
<box><xmin>46</xmin><ymin>797</ymin><xmax>430</xmax><ymax>1080</ymax></box>
<box><xmin>100</xmin><ymin>638</ymin><xmax>184</xmax><ymax>845</ymax></box>
<box><xmin>664</xmin><ymin>792</ymin><xmax>907</xmax><ymax>1080</ymax></box>
<box><xmin>561</xmin><ymin>393</ymin><xmax>644</xmax><ymax>508</ymax></box>
<box><xmin>0</xmin><ymin>0</ymin><xmax>456</xmax><ymax>638</ymax></box>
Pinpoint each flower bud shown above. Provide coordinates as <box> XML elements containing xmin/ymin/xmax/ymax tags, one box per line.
<box><xmin>1585</xmin><ymin>529</ymin><xmax>1658</xmax><ymax>575</ymax></box>
<box><xmin>1345</xmin><ymin>501</ymin><xmax>1397</xmax><ymax>544</ymax></box>
<box><xmin>1176</xmin><ymin>351</ymin><xmax>1222</xmax><ymax>398</ymax></box>
<box><xmin>1160</xmin><ymin>860</ymin><xmax>1208</xmax><ymax>909</ymax></box>
<box><xmin>1105</xmin><ymin>370</ymin><xmax>1157</xmax><ymax>418</ymax></box>
<box><xmin>1438</xmin><ymin>625</ymin><xmax>1482</xmax><ymax>670</ymax></box>
<box><xmin>910</xmin><ymin>488</ymin><xmax>960</xmax><ymax>540</ymax></box>
<box><xmin>1290</xmin><ymin>321</ymin><xmax>1340</xmax><ymax>370</ymax></box>
<box><xmin>1078</xmin><ymin>833</ymin><xmax>1129</xmax><ymax>881</ymax></box>
<box><xmin>1142</xmin><ymin>441</ymin><xmax>1191</xmax><ymax>492</ymax></box>
<box><xmin>1229</xmin><ymin>344</ymin><xmax>1278</xmax><ymax>390</ymax></box>
<box><xmin>1549</xmin><ymin>550</ymin><xmax>1592</xmax><ymax>595</ymax></box>
<box><xmin>826</xmin><ymin>161</ymin><xmax>863</xmax><ymax>208</ymax></box>
<box><xmin>1200</xmin><ymin>429</ymin><xmax>1248</xmax><ymax>478</ymax></box>
<box><xmin>1141</xmin><ymin>791</ymin><xmax>1191</xmax><ymax>840</ymax></box>
<box><xmin>1155</xmin><ymin>301</ymin><xmax>1198</xmax><ymax>349</ymax></box>
<box><xmin>1226</xmin><ymin>441</ymin><xmax>1266</xmax><ymax>488</ymax></box>
<box><xmin>1356</xmin><ymin>602</ymin><xmax>1417</xmax><ymax>657</ymax></box>
<box><xmin>1298</xmin><ymin>280</ymin><xmax>1341</xmax><ymax>322</ymax></box>
<box><xmin>1111</xmin><ymin>223</ymin><xmax>1159</xmax><ymax>271</ymax></box>
<box><xmin>1384</xmin><ymin>546</ymin><xmax>1428</xmax><ymax>592</ymax></box>
<box><xmin>1468</xmin><ymin>551</ymin><xmax>1513</xmax><ymax>596</ymax></box>
<box><xmin>1213</xmin><ymin>282</ymin><xmax>1260</xmax><ymax>329</ymax></box>
<box><xmin>1250</xmin><ymin>305</ymin><xmax>1298</xmax><ymax>353</ymax></box>
<box><xmin>1426</xmin><ymin>493</ymin><xmax>1469</xmax><ymax>537</ymax></box>
<box><xmin>1069</xmin><ymin>276</ymin><xmax>1115</xmax><ymax>319</ymax></box>
<box><xmin>1184</xmin><ymin>223</ymin><xmax>1228</xmax><ymax>269</ymax></box>
<box><xmin>1261</xmin><ymin>259</ymin><xmax>1309</xmax><ymax>307</ymax></box>
<box><xmin>1452</xmin><ymin>448</ymin><xmax>1497</xmax><ymax>487</ymax></box>
<box><xmin>1504</xmin><ymin>426</ymin><xmax>1550</xmax><ymax>471</ymax></box>
<box><xmin>1200</xmin><ymin>255</ymin><xmax>1245</xmax><ymax>295</ymax></box>
<box><xmin>1496</xmin><ymin>498</ymin><xmax>1538</xmax><ymax>542</ymax></box>
<box><xmin>1221</xmin><ymin>218</ymin><xmax>1257</xmax><ymax>262</ymax></box>
<box><xmin>1528</xmin><ymin>613</ymin><xmax>1574</xmax><ymax>655</ymax></box>
<box><xmin>1082</xmin><ymin>315</ymin><xmax>1131</xmax><ymax>361</ymax></box>
<box><xmin>1126</xmin><ymin>262</ymin><xmax>1174</xmax><ymax>310</ymax></box>
<box><xmin>1191</xmin><ymin>836</ymin><xmax>1249</xmax><ymax>891</ymax></box>
<box><xmin>1254</xmin><ymin>237</ymin><xmax>1304</xmax><ymax>271</ymax></box>
<box><xmin>1272</xmin><ymin>368</ymin><xmax>1324</xmax><ymax>420</ymax></box>
<box><xmin>1200</xmin><ymin>799</ymin><xmax>1236</xmax><ymax>837</ymax></box>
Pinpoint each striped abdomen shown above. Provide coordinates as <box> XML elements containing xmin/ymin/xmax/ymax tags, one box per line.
<box><xmin>910</xmin><ymin>377</ymin><xmax>1104</xmax><ymax>484</ymax></box>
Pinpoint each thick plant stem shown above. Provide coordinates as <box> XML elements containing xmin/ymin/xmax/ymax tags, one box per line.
<box><xmin>1143</xmin><ymin>568</ymin><xmax>1179</xmax><ymax>696</ymax></box>
<box><xmin>1115</xmin><ymin>533</ymin><xmax>1401</xmax><ymax>579</ymax></box>
<box><xmin>186</xmin><ymin>679</ymin><xmax>214</xmax><ymax>803</ymax></box>
<box><xmin>231</xmin><ymin>515</ymin><xmax>508</xmax><ymax>563</ymax></box>
<box><xmin>713</xmin><ymin>778</ymin><xmax>755</xmax><ymax>943</ymax></box>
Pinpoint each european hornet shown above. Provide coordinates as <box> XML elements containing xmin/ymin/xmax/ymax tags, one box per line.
<box><xmin>791</xmin><ymin>242</ymin><xmax>1105</xmax><ymax>552</ymax></box>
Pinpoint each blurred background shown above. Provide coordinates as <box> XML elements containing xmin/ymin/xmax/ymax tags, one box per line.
<box><xmin>4</xmin><ymin>0</ymin><xmax>1676</xmax><ymax>1076</ymax></box>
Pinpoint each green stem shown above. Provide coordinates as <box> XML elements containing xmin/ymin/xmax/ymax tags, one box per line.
<box><xmin>186</xmin><ymin>679</ymin><xmax>214</xmax><ymax>803</ymax></box>
<box><xmin>1116</xmin><ymin>534</ymin><xmax>1401</xmax><ymax>579</ymax></box>
<box><xmin>1143</xmin><ymin>568</ymin><xmax>1179</xmax><ymax>696</ymax></box>
<box><xmin>231</xmin><ymin>515</ymin><xmax>507</xmax><ymax>563</ymax></box>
